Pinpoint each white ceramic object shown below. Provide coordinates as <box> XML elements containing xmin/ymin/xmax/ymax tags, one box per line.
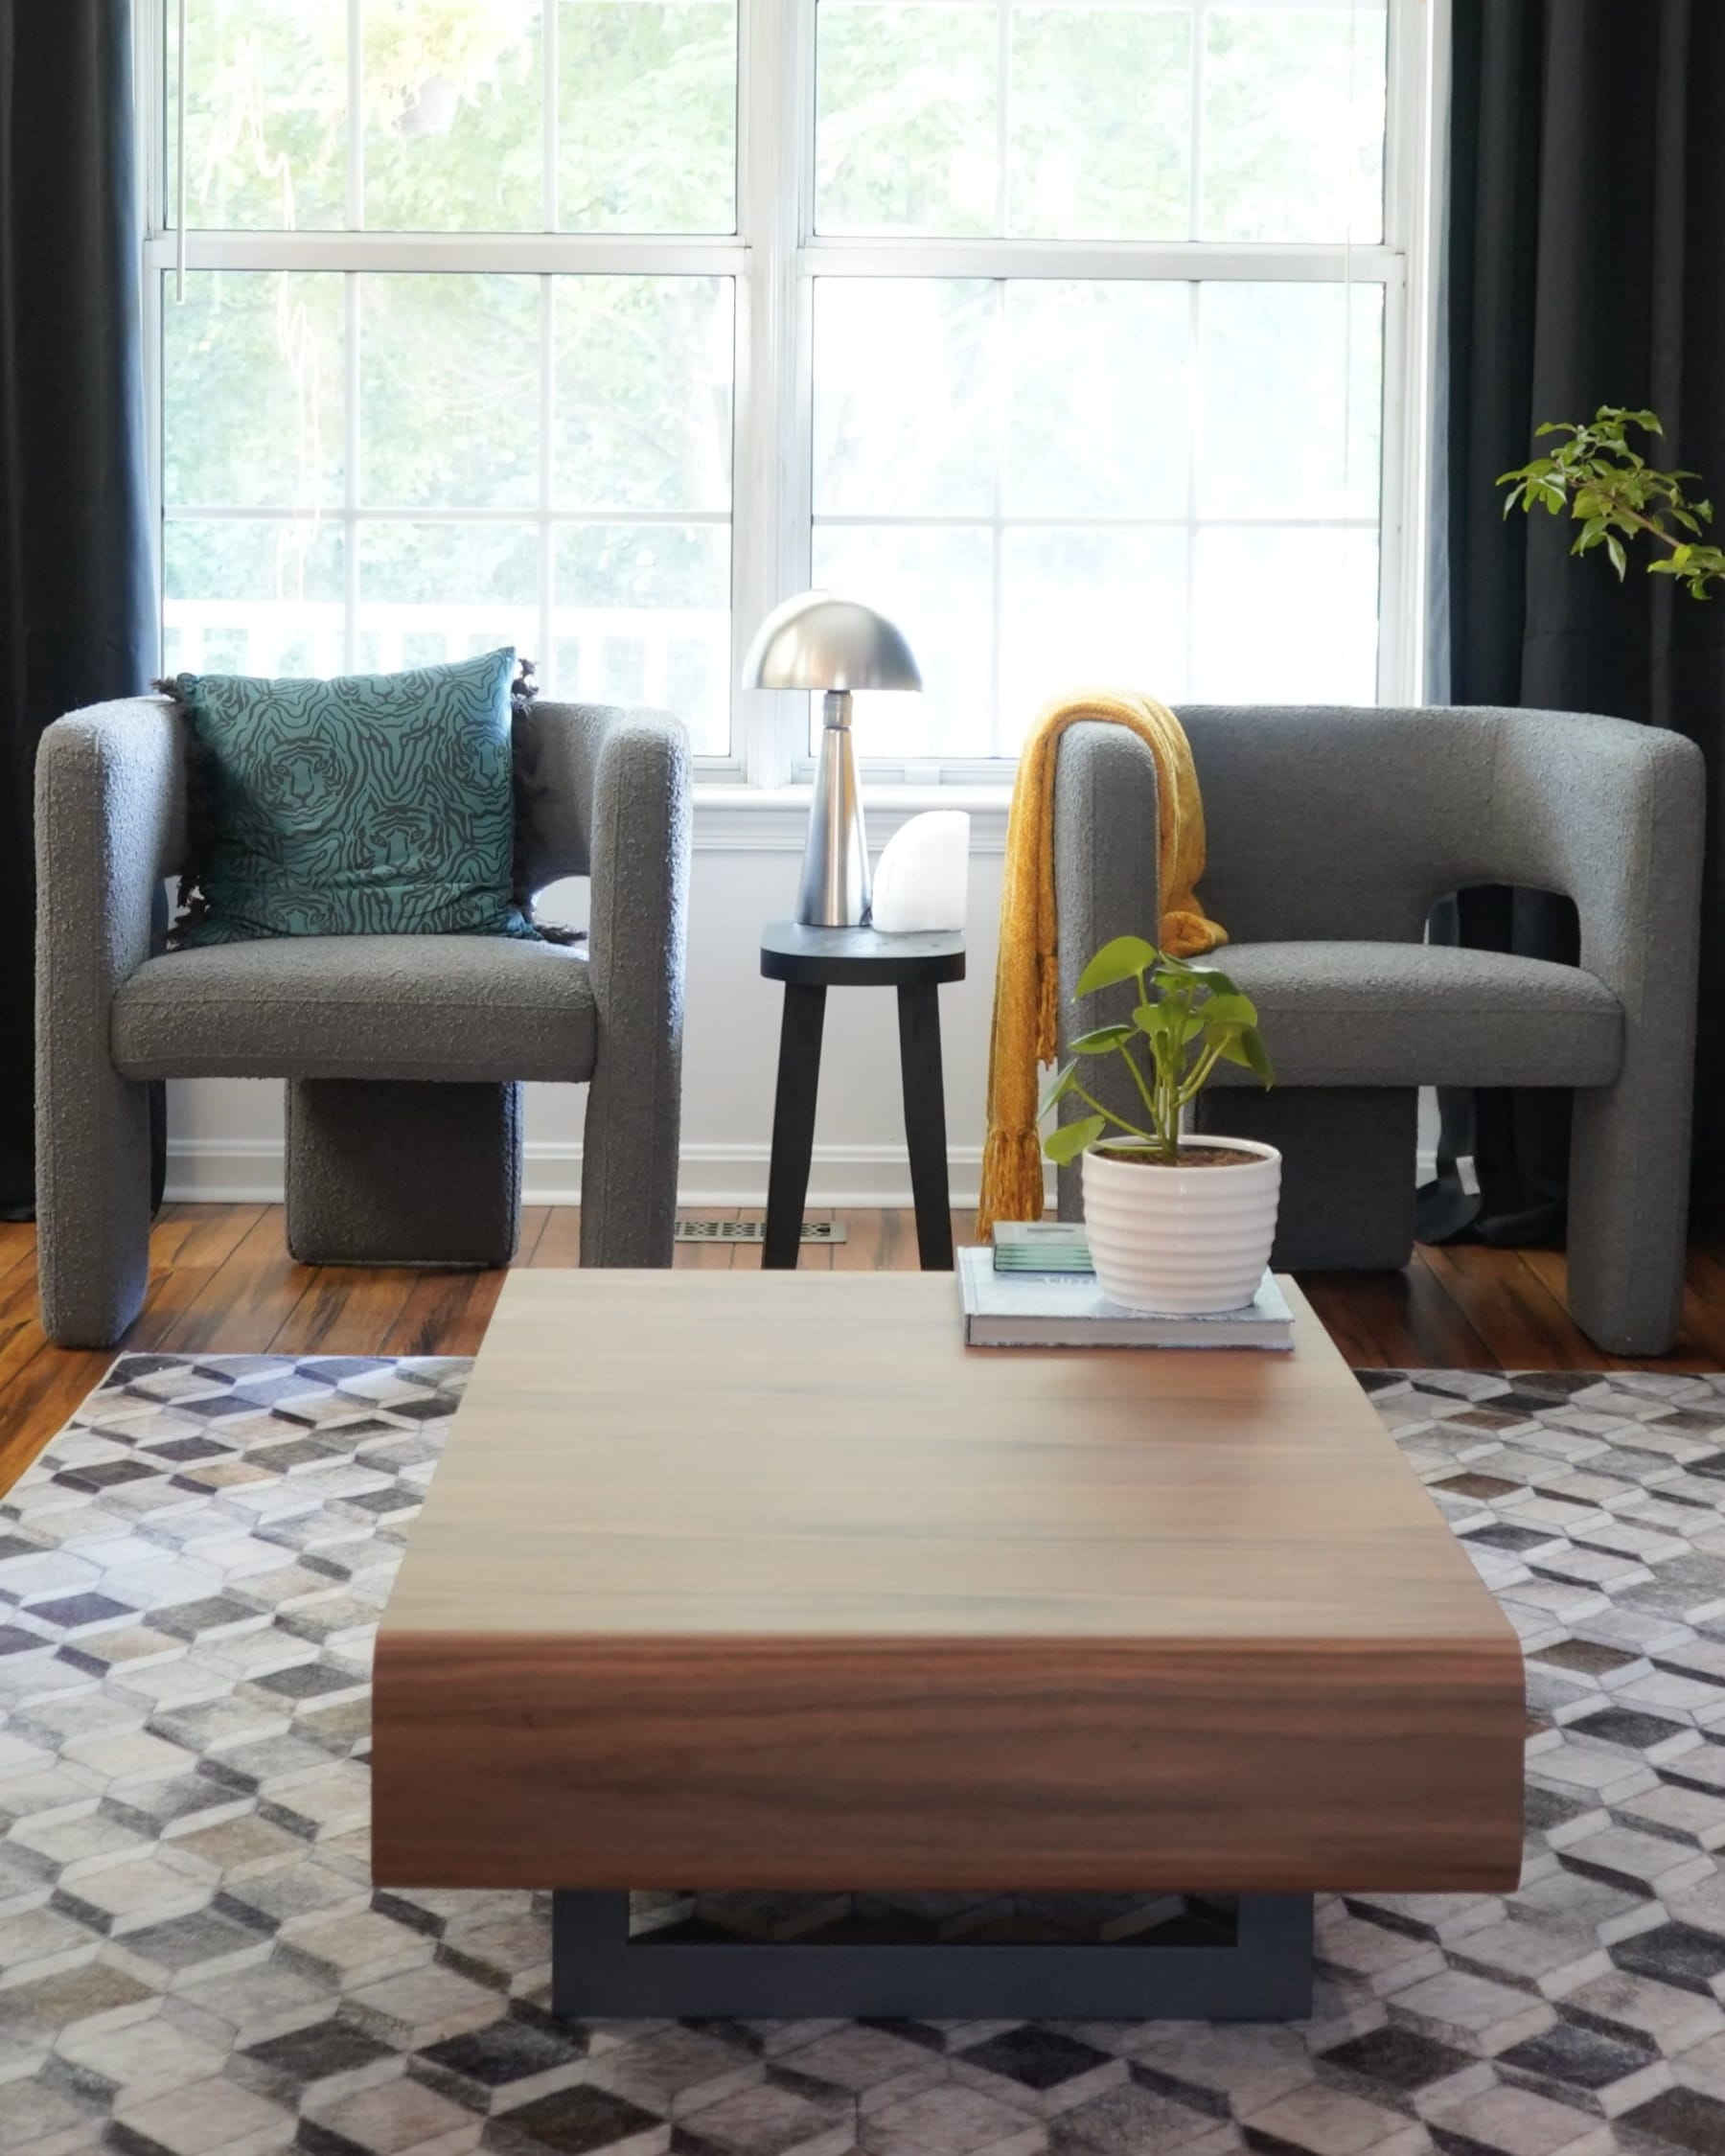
<box><xmin>1081</xmin><ymin>1137</ymin><xmax>1281</xmax><ymax>1314</ymax></box>
<box><xmin>869</xmin><ymin>809</ymin><xmax>970</xmax><ymax>933</ymax></box>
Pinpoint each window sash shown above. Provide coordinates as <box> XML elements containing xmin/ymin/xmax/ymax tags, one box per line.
<box><xmin>135</xmin><ymin>0</ymin><xmax>1438</xmax><ymax>790</ymax></box>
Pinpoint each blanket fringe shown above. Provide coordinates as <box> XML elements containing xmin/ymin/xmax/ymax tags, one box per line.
<box><xmin>975</xmin><ymin>1126</ymin><xmax>1048</xmax><ymax>1244</ymax></box>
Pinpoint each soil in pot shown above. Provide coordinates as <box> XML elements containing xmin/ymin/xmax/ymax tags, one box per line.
<box><xmin>1095</xmin><ymin>1145</ymin><xmax>1254</xmax><ymax>1169</ymax></box>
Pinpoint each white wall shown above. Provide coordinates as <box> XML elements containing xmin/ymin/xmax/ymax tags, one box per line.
<box><xmin>164</xmin><ymin>803</ymin><xmax>1441</xmax><ymax>1206</ymax></box>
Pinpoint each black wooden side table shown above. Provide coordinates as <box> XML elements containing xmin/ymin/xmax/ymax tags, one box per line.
<box><xmin>760</xmin><ymin>923</ymin><xmax>966</xmax><ymax>1272</ymax></box>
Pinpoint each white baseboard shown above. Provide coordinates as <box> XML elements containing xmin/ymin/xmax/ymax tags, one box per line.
<box><xmin>163</xmin><ymin>1137</ymin><xmax>1049</xmax><ymax>1211</ymax></box>
<box><xmin>166</xmin><ymin>1138</ymin><xmax>1443</xmax><ymax>1209</ymax></box>
<box><xmin>509</xmin><ymin>1141</ymin><xmax>1045</xmax><ymax>1209</ymax></box>
<box><xmin>164</xmin><ymin>1140</ymin><xmax>288</xmax><ymax>1204</ymax></box>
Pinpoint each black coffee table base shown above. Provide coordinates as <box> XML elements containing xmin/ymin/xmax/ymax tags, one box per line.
<box><xmin>549</xmin><ymin>1891</ymin><xmax>1314</xmax><ymax>2021</ymax></box>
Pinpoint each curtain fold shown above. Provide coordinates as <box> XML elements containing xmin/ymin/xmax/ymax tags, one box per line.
<box><xmin>1421</xmin><ymin>0</ymin><xmax>1725</xmax><ymax>1245</ymax></box>
<box><xmin>0</xmin><ymin>2</ymin><xmax>157</xmax><ymax>1219</ymax></box>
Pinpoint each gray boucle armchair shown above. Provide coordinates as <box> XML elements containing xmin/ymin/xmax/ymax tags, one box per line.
<box><xmin>1052</xmin><ymin>705</ymin><xmax>1704</xmax><ymax>1356</ymax></box>
<box><xmin>35</xmin><ymin>694</ymin><xmax>690</xmax><ymax>1347</ymax></box>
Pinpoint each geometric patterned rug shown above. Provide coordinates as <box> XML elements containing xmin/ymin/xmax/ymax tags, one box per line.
<box><xmin>6</xmin><ymin>1362</ymin><xmax>1725</xmax><ymax>2154</ymax></box>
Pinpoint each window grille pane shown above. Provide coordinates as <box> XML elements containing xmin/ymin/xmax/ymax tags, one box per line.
<box><xmin>163</xmin><ymin>270</ymin><xmax>737</xmax><ymax>756</ymax></box>
<box><xmin>1000</xmin><ymin>528</ymin><xmax>1188</xmax><ymax>736</ymax></box>
<box><xmin>811</xmin><ymin>523</ymin><xmax>994</xmax><ymax>759</ymax></box>
<box><xmin>554</xmin><ymin>525</ymin><xmax>732</xmax><ymax>754</ymax></box>
<box><xmin>1007</xmin><ymin>6</ymin><xmax>1192</xmax><ymax>241</ymax></box>
<box><xmin>356</xmin><ymin>522</ymin><xmax>540</xmax><ymax>672</ymax></box>
<box><xmin>558</xmin><ymin>0</ymin><xmax>738</xmax><ymax>233</ymax></box>
<box><xmin>1202</xmin><ymin>4</ymin><xmax>1387</xmax><ymax>244</ymax></box>
<box><xmin>1192</xmin><ymin>525</ymin><xmax>1379</xmax><ymax>700</ymax></box>
<box><xmin>813</xmin><ymin>274</ymin><xmax>1383</xmax><ymax>756</ymax></box>
<box><xmin>175</xmin><ymin>0</ymin><xmax>739</xmax><ymax>236</ymax></box>
<box><xmin>164</xmin><ymin>520</ymin><xmax>346</xmax><ymax>679</ymax></box>
<box><xmin>553</xmin><ymin>280</ymin><xmax>734</xmax><ymax>512</ymax></box>
<box><xmin>816</xmin><ymin>3</ymin><xmax>998</xmax><ymax>238</ymax></box>
<box><xmin>1004</xmin><ymin>283</ymin><xmax>1189</xmax><ymax>518</ymax></box>
<box><xmin>165</xmin><ymin>1</ymin><xmax>1403</xmax><ymax>771</ymax></box>
<box><xmin>177</xmin><ymin>0</ymin><xmax>349</xmax><ymax>231</ymax></box>
<box><xmin>813</xmin><ymin>280</ymin><xmax>996</xmax><ymax>518</ymax></box>
<box><xmin>815</xmin><ymin>0</ymin><xmax>1385</xmax><ymax>243</ymax></box>
<box><xmin>360</xmin><ymin>275</ymin><xmax>541</xmax><ymax>508</ymax></box>
<box><xmin>165</xmin><ymin>273</ymin><xmax>345</xmax><ymax>511</ymax></box>
<box><xmin>362</xmin><ymin>3</ymin><xmax>544</xmax><ymax>232</ymax></box>
<box><xmin>1196</xmin><ymin>282</ymin><xmax>1382</xmax><ymax>521</ymax></box>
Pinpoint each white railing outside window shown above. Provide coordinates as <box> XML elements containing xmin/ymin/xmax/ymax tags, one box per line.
<box><xmin>137</xmin><ymin>0</ymin><xmax>1440</xmax><ymax>790</ymax></box>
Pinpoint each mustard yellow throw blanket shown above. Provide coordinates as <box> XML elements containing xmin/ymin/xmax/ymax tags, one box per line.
<box><xmin>976</xmin><ymin>690</ymin><xmax>1228</xmax><ymax>1241</ymax></box>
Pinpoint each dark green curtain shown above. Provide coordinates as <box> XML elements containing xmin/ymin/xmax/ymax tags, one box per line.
<box><xmin>0</xmin><ymin>2</ymin><xmax>156</xmax><ymax>1219</ymax></box>
<box><xmin>1419</xmin><ymin>0</ymin><xmax>1725</xmax><ymax>1246</ymax></box>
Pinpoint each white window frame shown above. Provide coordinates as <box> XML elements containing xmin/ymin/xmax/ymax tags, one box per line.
<box><xmin>134</xmin><ymin>0</ymin><xmax>1442</xmax><ymax>797</ymax></box>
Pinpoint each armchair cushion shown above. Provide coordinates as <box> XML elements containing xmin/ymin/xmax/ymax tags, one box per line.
<box><xmin>1209</xmin><ymin>941</ymin><xmax>1622</xmax><ymax>1089</ymax></box>
<box><xmin>110</xmin><ymin>935</ymin><xmax>594</xmax><ymax>1084</ymax></box>
<box><xmin>170</xmin><ymin>649</ymin><xmax>533</xmax><ymax>945</ymax></box>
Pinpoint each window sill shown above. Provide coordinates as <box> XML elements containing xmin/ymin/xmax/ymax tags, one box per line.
<box><xmin>692</xmin><ymin>783</ymin><xmax>1013</xmax><ymax>854</ymax></box>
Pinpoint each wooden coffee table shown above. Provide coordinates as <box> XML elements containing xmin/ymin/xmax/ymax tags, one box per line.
<box><xmin>373</xmin><ymin>1270</ymin><xmax>1523</xmax><ymax>2020</ymax></box>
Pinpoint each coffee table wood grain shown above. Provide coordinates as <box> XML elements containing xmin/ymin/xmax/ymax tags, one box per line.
<box><xmin>373</xmin><ymin>1270</ymin><xmax>1524</xmax><ymax>1897</ymax></box>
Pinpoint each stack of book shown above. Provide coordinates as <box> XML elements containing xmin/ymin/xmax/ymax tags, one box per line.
<box><xmin>959</xmin><ymin>1224</ymin><xmax>1293</xmax><ymax>1350</ymax></box>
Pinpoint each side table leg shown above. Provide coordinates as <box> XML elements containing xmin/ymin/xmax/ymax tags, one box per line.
<box><xmin>896</xmin><ymin>980</ymin><xmax>954</xmax><ymax>1271</ymax></box>
<box><xmin>764</xmin><ymin>983</ymin><xmax>827</xmax><ymax>1270</ymax></box>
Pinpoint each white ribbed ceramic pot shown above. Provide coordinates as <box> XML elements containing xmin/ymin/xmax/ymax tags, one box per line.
<box><xmin>1081</xmin><ymin>1137</ymin><xmax>1281</xmax><ymax>1314</ymax></box>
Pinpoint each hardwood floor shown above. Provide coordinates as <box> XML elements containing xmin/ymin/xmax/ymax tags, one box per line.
<box><xmin>3</xmin><ymin>1204</ymin><xmax>1723</xmax><ymax>1500</ymax></box>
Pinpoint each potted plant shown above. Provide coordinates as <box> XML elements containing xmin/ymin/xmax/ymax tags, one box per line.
<box><xmin>1499</xmin><ymin>405</ymin><xmax>1725</xmax><ymax>595</ymax></box>
<box><xmin>1039</xmin><ymin>934</ymin><xmax>1277</xmax><ymax>1314</ymax></box>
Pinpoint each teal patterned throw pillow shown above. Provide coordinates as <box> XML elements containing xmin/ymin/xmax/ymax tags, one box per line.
<box><xmin>171</xmin><ymin>649</ymin><xmax>534</xmax><ymax>945</ymax></box>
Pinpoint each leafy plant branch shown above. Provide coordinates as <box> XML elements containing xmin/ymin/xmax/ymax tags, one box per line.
<box><xmin>1499</xmin><ymin>405</ymin><xmax>1725</xmax><ymax>598</ymax></box>
<box><xmin>1039</xmin><ymin>935</ymin><xmax>1275</xmax><ymax>1168</ymax></box>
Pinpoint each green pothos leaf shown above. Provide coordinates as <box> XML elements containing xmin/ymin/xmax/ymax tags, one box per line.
<box><xmin>1070</xmin><ymin>1022</ymin><xmax>1137</xmax><ymax>1054</ymax></box>
<box><xmin>1074</xmin><ymin>935</ymin><xmax>1159</xmax><ymax>998</ymax></box>
<box><xmin>1038</xmin><ymin>1061</ymin><xmax>1078</xmax><ymax>1118</ymax></box>
<box><xmin>1042</xmin><ymin>1114</ymin><xmax>1106</xmax><ymax>1165</ymax></box>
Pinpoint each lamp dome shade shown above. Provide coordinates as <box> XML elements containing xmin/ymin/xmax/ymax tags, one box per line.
<box><xmin>741</xmin><ymin>591</ymin><xmax>922</xmax><ymax>693</ymax></box>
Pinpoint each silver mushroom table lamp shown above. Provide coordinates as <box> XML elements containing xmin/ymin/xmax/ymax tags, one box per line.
<box><xmin>742</xmin><ymin>591</ymin><xmax>922</xmax><ymax>928</ymax></box>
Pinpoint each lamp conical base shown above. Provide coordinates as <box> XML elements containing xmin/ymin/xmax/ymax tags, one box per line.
<box><xmin>796</xmin><ymin>693</ymin><xmax>869</xmax><ymax>927</ymax></box>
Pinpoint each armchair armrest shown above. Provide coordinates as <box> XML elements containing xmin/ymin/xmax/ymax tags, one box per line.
<box><xmin>1488</xmin><ymin>706</ymin><xmax>1704</xmax><ymax>1351</ymax></box>
<box><xmin>34</xmin><ymin>696</ymin><xmax>187</xmax><ymax>1343</ymax></box>
<box><xmin>1488</xmin><ymin>707</ymin><xmax>1704</xmax><ymax>1014</ymax></box>
<box><xmin>1049</xmin><ymin>721</ymin><xmax>1163</xmax><ymax>1220</ymax></box>
<box><xmin>34</xmin><ymin>694</ymin><xmax>187</xmax><ymax>1021</ymax></box>
<box><xmin>573</xmin><ymin>706</ymin><xmax>692</xmax><ymax>1266</ymax></box>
